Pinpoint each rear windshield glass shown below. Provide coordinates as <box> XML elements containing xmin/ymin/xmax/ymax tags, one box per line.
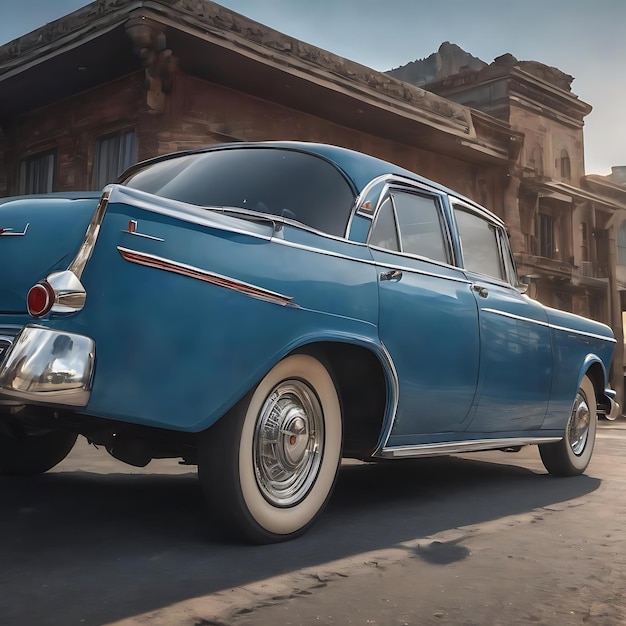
<box><xmin>122</xmin><ymin>148</ymin><xmax>355</xmax><ymax>236</ymax></box>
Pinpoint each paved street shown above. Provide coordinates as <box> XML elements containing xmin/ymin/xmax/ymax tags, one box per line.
<box><xmin>1</xmin><ymin>422</ymin><xmax>625</xmax><ymax>626</ymax></box>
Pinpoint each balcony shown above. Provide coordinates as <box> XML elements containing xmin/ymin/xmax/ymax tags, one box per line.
<box><xmin>572</xmin><ymin>261</ymin><xmax>609</xmax><ymax>286</ymax></box>
<box><xmin>516</xmin><ymin>247</ymin><xmax>610</xmax><ymax>286</ymax></box>
<box><xmin>515</xmin><ymin>253</ymin><xmax>573</xmax><ymax>279</ymax></box>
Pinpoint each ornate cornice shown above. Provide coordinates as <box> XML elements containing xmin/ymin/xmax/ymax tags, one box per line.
<box><xmin>125</xmin><ymin>14</ymin><xmax>175</xmax><ymax>94</ymax></box>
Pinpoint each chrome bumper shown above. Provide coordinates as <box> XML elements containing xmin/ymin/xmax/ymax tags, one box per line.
<box><xmin>605</xmin><ymin>397</ymin><xmax>621</xmax><ymax>421</ymax></box>
<box><xmin>0</xmin><ymin>326</ymin><xmax>95</xmax><ymax>407</ymax></box>
<box><xmin>600</xmin><ymin>388</ymin><xmax>621</xmax><ymax>421</ymax></box>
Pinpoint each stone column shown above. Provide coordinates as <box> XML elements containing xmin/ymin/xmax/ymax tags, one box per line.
<box><xmin>607</xmin><ymin>224</ymin><xmax>624</xmax><ymax>409</ymax></box>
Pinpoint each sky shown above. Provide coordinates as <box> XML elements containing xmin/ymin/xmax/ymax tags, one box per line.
<box><xmin>0</xmin><ymin>0</ymin><xmax>624</xmax><ymax>175</ymax></box>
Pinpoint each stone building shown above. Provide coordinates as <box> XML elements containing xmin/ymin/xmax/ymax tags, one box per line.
<box><xmin>581</xmin><ymin>168</ymin><xmax>626</xmax><ymax>392</ymax></box>
<box><xmin>0</xmin><ymin>1</ymin><xmax>624</xmax><ymax>401</ymax></box>
<box><xmin>389</xmin><ymin>44</ymin><xmax>626</xmax><ymax>402</ymax></box>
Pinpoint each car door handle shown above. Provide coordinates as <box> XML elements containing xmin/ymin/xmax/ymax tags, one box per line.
<box><xmin>380</xmin><ymin>270</ymin><xmax>403</xmax><ymax>282</ymax></box>
<box><xmin>472</xmin><ymin>284</ymin><xmax>489</xmax><ymax>298</ymax></box>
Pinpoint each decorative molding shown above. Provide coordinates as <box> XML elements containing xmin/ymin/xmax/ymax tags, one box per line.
<box><xmin>125</xmin><ymin>13</ymin><xmax>176</xmax><ymax>110</ymax></box>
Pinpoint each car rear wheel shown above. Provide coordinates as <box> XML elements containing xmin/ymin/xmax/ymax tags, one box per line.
<box><xmin>199</xmin><ymin>354</ymin><xmax>343</xmax><ymax>543</ymax></box>
<box><xmin>539</xmin><ymin>375</ymin><xmax>597</xmax><ymax>477</ymax></box>
<box><xmin>0</xmin><ymin>429</ymin><xmax>78</xmax><ymax>476</ymax></box>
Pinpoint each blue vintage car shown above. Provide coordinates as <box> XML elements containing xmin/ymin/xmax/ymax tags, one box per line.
<box><xmin>0</xmin><ymin>142</ymin><xmax>619</xmax><ymax>542</ymax></box>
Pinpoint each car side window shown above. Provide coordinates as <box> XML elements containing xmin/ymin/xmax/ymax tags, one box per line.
<box><xmin>393</xmin><ymin>192</ymin><xmax>448</xmax><ymax>263</ymax></box>
<box><xmin>454</xmin><ymin>206</ymin><xmax>504</xmax><ymax>280</ymax></box>
<box><xmin>369</xmin><ymin>197</ymin><xmax>400</xmax><ymax>251</ymax></box>
<box><xmin>501</xmin><ymin>232</ymin><xmax>519</xmax><ymax>286</ymax></box>
<box><xmin>370</xmin><ymin>190</ymin><xmax>448</xmax><ymax>263</ymax></box>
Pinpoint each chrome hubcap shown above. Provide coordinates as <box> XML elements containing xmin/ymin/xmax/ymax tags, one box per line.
<box><xmin>568</xmin><ymin>391</ymin><xmax>590</xmax><ymax>456</ymax></box>
<box><xmin>253</xmin><ymin>379</ymin><xmax>324</xmax><ymax>507</ymax></box>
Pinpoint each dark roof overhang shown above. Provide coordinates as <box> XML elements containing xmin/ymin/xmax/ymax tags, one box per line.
<box><xmin>0</xmin><ymin>0</ymin><xmax>516</xmax><ymax>165</ymax></box>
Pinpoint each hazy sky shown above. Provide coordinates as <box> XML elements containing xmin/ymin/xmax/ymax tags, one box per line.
<box><xmin>0</xmin><ymin>0</ymin><xmax>623</xmax><ymax>175</ymax></box>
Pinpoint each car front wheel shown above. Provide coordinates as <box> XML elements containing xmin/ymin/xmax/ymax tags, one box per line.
<box><xmin>539</xmin><ymin>374</ymin><xmax>597</xmax><ymax>477</ymax></box>
<box><xmin>0</xmin><ymin>429</ymin><xmax>78</xmax><ymax>476</ymax></box>
<box><xmin>199</xmin><ymin>354</ymin><xmax>343</xmax><ymax>543</ymax></box>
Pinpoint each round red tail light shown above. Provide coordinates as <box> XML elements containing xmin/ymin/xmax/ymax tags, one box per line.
<box><xmin>27</xmin><ymin>282</ymin><xmax>55</xmax><ymax>317</ymax></box>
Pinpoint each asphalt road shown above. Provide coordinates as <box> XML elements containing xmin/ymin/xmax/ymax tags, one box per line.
<box><xmin>1</xmin><ymin>422</ymin><xmax>625</xmax><ymax>626</ymax></box>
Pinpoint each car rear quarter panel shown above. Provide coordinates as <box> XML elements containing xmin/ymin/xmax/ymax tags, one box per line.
<box><xmin>44</xmin><ymin>195</ymin><xmax>380</xmax><ymax>432</ymax></box>
<box><xmin>0</xmin><ymin>197</ymin><xmax>99</xmax><ymax>313</ymax></box>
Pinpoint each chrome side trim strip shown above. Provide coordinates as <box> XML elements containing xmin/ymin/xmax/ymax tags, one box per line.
<box><xmin>549</xmin><ymin>322</ymin><xmax>617</xmax><ymax>343</ymax></box>
<box><xmin>277</xmin><ymin>238</ymin><xmax>473</xmax><ymax>285</ymax></box>
<box><xmin>480</xmin><ymin>308</ymin><xmax>550</xmax><ymax>327</ymax></box>
<box><xmin>378</xmin><ymin>436</ymin><xmax>562</xmax><ymax>459</ymax></box>
<box><xmin>117</xmin><ymin>246</ymin><xmax>297</xmax><ymax>307</ymax></box>
<box><xmin>481</xmin><ymin>308</ymin><xmax>617</xmax><ymax>343</ymax></box>
<box><xmin>0</xmin><ymin>223</ymin><xmax>29</xmax><ymax>236</ymax></box>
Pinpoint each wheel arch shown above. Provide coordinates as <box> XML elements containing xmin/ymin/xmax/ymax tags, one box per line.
<box><xmin>579</xmin><ymin>356</ymin><xmax>608</xmax><ymax>408</ymax></box>
<box><xmin>290</xmin><ymin>340</ymin><xmax>390</xmax><ymax>459</ymax></box>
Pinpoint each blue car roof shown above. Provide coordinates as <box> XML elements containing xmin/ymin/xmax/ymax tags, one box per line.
<box><xmin>122</xmin><ymin>141</ymin><xmax>435</xmax><ymax>195</ymax></box>
<box><xmin>210</xmin><ymin>141</ymin><xmax>438</xmax><ymax>192</ymax></box>
<box><xmin>250</xmin><ymin>141</ymin><xmax>428</xmax><ymax>192</ymax></box>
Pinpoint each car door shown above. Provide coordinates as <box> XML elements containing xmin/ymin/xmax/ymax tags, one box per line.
<box><xmin>369</xmin><ymin>185</ymin><xmax>480</xmax><ymax>446</ymax></box>
<box><xmin>451</xmin><ymin>199</ymin><xmax>552</xmax><ymax>433</ymax></box>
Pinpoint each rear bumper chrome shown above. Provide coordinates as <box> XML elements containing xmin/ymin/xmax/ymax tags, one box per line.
<box><xmin>0</xmin><ymin>326</ymin><xmax>95</xmax><ymax>407</ymax></box>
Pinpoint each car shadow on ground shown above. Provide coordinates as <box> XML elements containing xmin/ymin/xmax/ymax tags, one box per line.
<box><xmin>0</xmin><ymin>447</ymin><xmax>600</xmax><ymax>625</ymax></box>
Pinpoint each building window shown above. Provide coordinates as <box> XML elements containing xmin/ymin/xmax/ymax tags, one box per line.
<box><xmin>93</xmin><ymin>130</ymin><xmax>138</xmax><ymax>190</ymax></box>
<box><xmin>617</xmin><ymin>221</ymin><xmax>626</xmax><ymax>266</ymax></box>
<box><xmin>538</xmin><ymin>213</ymin><xmax>555</xmax><ymax>259</ymax></box>
<box><xmin>19</xmin><ymin>151</ymin><xmax>56</xmax><ymax>194</ymax></box>
<box><xmin>558</xmin><ymin>149</ymin><xmax>571</xmax><ymax>181</ymax></box>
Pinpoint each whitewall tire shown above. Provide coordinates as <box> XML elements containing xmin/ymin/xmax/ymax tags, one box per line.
<box><xmin>539</xmin><ymin>375</ymin><xmax>597</xmax><ymax>477</ymax></box>
<box><xmin>199</xmin><ymin>354</ymin><xmax>343</xmax><ymax>543</ymax></box>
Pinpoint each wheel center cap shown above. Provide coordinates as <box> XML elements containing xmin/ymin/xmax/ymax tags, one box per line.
<box><xmin>282</xmin><ymin>409</ymin><xmax>308</xmax><ymax>466</ymax></box>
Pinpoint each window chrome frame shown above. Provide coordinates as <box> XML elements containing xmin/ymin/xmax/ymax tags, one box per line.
<box><xmin>448</xmin><ymin>196</ymin><xmax>518</xmax><ymax>288</ymax></box>
<box><xmin>364</xmin><ymin>179</ymin><xmax>456</xmax><ymax>267</ymax></box>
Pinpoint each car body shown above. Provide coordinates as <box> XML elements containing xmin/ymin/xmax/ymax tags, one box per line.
<box><xmin>0</xmin><ymin>142</ymin><xmax>619</xmax><ymax>542</ymax></box>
